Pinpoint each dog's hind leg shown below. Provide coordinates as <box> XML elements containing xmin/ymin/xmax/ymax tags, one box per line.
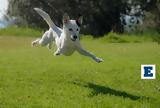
<box><xmin>32</xmin><ymin>38</ymin><xmax>41</xmax><ymax>47</ymax></box>
<box><xmin>32</xmin><ymin>31</ymin><xmax>50</xmax><ymax>47</ymax></box>
<box><xmin>32</xmin><ymin>38</ymin><xmax>47</xmax><ymax>47</ymax></box>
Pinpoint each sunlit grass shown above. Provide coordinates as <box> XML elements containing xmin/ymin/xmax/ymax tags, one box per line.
<box><xmin>0</xmin><ymin>26</ymin><xmax>42</xmax><ymax>37</ymax></box>
<box><xmin>0</xmin><ymin>36</ymin><xmax>160</xmax><ymax>108</ymax></box>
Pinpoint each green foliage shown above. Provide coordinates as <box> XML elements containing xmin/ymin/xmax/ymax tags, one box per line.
<box><xmin>102</xmin><ymin>32</ymin><xmax>128</xmax><ymax>43</ymax></box>
<box><xmin>99</xmin><ymin>32</ymin><xmax>159</xmax><ymax>43</ymax></box>
<box><xmin>0</xmin><ymin>26</ymin><xmax>42</xmax><ymax>37</ymax></box>
<box><xmin>7</xmin><ymin>0</ymin><xmax>123</xmax><ymax>36</ymax></box>
<box><xmin>0</xmin><ymin>26</ymin><xmax>160</xmax><ymax>43</ymax></box>
<box><xmin>0</xmin><ymin>37</ymin><xmax>160</xmax><ymax>107</ymax></box>
<box><xmin>7</xmin><ymin>0</ymin><xmax>159</xmax><ymax>36</ymax></box>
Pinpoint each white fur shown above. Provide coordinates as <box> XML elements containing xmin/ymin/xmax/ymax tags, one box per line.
<box><xmin>32</xmin><ymin>8</ymin><xmax>103</xmax><ymax>63</ymax></box>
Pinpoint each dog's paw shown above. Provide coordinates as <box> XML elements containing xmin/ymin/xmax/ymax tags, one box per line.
<box><xmin>31</xmin><ymin>41</ymin><xmax>36</xmax><ymax>47</ymax></box>
<box><xmin>47</xmin><ymin>45</ymin><xmax>52</xmax><ymax>50</ymax></box>
<box><xmin>95</xmin><ymin>57</ymin><xmax>104</xmax><ymax>63</ymax></box>
<box><xmin>47</xmin><ymin>43</ymin><xmax>52</xmax><ymax>50</ymax></box>
<box><xmin>54</xmin><ymin>52</ymin><xmax>61</xmax><ymax>56</ymax></box>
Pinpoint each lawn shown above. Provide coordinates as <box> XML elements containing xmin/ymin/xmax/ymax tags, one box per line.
<box><xmin>0</xmin><ymin>36</ymin><xmax>160</xmax><ymax>108</ymax></box>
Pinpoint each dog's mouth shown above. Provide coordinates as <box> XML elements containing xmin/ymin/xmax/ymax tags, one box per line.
<box><xmin>71</xmin><ymin>38</ymin><xmax>76</xmax><ymax>41</ymax></box>
<box><xmin>71</xmin><ymin>36</ymin><xmax>78</xmax><ymax>41</ymax></box>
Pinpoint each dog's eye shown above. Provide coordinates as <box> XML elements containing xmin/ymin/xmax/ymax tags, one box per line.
<box><xmin>76</xmin><ymin>28</ymin><xmax>79</xmax><ymax>31</ymax></box>
<box><xmin>69</xmin><ymin>28</ymin><xmax>73</xmax><ymax>31</ymax></box>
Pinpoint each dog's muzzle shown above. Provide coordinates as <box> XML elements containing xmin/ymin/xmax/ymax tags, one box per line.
<box><xmin>71</xmin><ymin>35</ymin><xmax>78</xmax><ymax>41</ymax></box>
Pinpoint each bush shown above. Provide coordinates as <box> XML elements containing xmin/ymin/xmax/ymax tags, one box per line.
<box><xmin>0</xmin><ymin>26</ymin><xmax>42</xmax><ymax>37</ymax></box>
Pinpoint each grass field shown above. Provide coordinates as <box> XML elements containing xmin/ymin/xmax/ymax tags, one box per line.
<box><xmin>0</xmin><ymin>36</ymin><xmax>160</xmax><ymax>108</ymax></box>
<box><xmin>0</xmin><ymin>35</ymin><xmax>160</xmax><ymax>108</ymax></box>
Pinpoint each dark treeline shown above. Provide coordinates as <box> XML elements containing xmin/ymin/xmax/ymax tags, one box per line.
<box><xmin>7</xmin><ymin>0</ymin><xmax>159</xmax><ymax>36</ymax></box>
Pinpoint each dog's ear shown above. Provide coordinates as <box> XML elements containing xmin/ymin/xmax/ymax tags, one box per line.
<box><xmin>63</xmin><ymin>13</ymin><xmax>70</xmax><ymax>25</ymax></box>
<box><xmin>76</xmin><ymin>14</ymin><xmax>83</xmax><ymax>26</ymax></box>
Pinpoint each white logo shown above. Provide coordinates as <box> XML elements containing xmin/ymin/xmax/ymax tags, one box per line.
<box><xmin>141</xmin><ymin>64</ymin><xmax>156</xmax><ymax>79</ymax></box>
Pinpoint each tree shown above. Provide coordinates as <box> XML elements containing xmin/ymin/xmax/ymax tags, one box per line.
<box><xmin>7</xmin><ymin>0</ymin><xmax>158</xmax><ymax>36</ymax></box>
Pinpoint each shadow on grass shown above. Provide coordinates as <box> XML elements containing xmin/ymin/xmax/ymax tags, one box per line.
<box><xmin>72</xmin><ymin>80</ymin><xmax>142</xmax><ymax>100</ymax></box>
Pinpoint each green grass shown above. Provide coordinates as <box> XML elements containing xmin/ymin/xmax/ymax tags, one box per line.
<box><xmin>0</xmin><ymin>26</ymin><xmax>42</xmax><ymax>37</ymax></box>
<box><xmin>99</xmin><ymin>32</ymin><xmax>160</xmax><ymax>43</ymax></box>
<box><xmin>0</xmin><ymin>26</ymin><xmax>160</xmax><ymax>43</ymax></box>
<box><xmin>0</xmin><ymin>36</ymin><xmax>160</xmax><ymax>108</ymax></box>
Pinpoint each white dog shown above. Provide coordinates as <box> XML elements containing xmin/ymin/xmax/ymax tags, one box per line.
<box><xmin>32</xmin><ymin>8</ymin><xmax>103</xmax><ymax>63</ymax></box>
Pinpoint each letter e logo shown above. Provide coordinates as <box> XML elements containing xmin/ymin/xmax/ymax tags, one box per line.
<box><xmin>141</xmin><ymin>64</ymin><xmax>156</xmax><ymax>79</ymax></box>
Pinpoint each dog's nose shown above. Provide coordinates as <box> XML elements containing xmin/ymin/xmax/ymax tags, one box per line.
<box><xmin>73</xmin><ymin>35</ymin><xmax>77</xmax><ymax>39</ymax></box>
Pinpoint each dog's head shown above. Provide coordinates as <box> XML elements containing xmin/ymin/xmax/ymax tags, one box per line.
<box><xmin>62</xmin><ymin>13</ymin><xmax>83</xmax><ymax>41</ymax></box>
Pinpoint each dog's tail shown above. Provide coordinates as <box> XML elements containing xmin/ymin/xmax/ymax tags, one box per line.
<box><xmin>34</xmin><ymin>8</ymin><xmax>55</xmax><ymax>28</ymax></box>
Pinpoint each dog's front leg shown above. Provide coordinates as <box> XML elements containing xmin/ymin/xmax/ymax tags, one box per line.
<box><xmin>47</xmin><ymin>42</ymin><xmax>52</xmax><ymax>50</ymax></box>
<box><xmin>54</xmin><ymin>48</ymin><xmax>61</xmax><ymax>56</ymax></box>
<box><xmin>77</xmin><ymin>47</ymin><xmax>103</xmax><ymax>63</ymax></box>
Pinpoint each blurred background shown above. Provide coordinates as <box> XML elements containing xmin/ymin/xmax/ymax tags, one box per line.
<box><xmin>0</xmin><ymin>0</ymin><xmax>160</xmax><ymax>37</ymax></box>
<box><xmin>0</xmin><ymin>1</ymin><xmax>160</xmax><ymax>107</ymax></box>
